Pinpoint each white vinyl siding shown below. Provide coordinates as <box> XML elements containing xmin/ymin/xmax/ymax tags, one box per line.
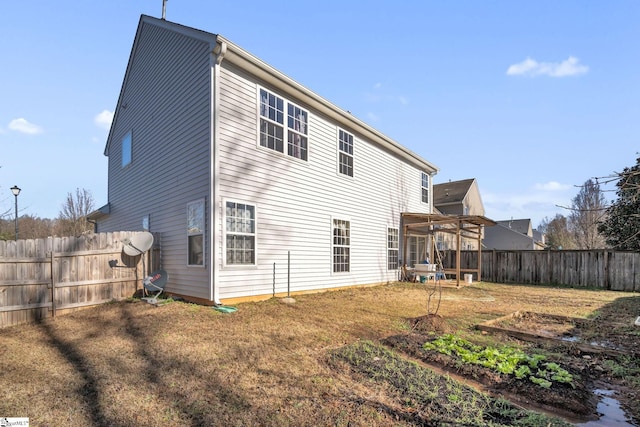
<box><xmin>100</xmin><ymin>22</ymin><xmax>212</xmax><ymax>298</ymax></box>
<box><xmin>214</xmin><ymin>66</ymin><xmax>432</xmax><ymax>299</ymax></box>
<box><xmin>101</xmin><ymin>16</ymin><xmax>437</xmax><ymax>303</ymax></box>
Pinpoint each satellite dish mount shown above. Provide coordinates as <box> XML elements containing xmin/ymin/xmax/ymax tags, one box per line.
<box><xmin>121</xmin><ymin>232</ymin><xmax>169</xmax><ymax>305</ymax></box>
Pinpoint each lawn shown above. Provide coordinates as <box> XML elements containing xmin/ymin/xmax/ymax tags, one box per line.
<box><xmin>1</xmin><ymin>281</ymin><xmax>638</xmax><ymax>426</ymax></box>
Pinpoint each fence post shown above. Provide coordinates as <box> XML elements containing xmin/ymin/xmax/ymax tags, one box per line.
<box><xmin>50</xmin><ymin>250</ymin><xmax>56</xmax><ymax>318</ymax></box>
<box><xmin>604</xmin><ymin>250</ymin><xmax>609</xmax><ymax>290</ymax></box>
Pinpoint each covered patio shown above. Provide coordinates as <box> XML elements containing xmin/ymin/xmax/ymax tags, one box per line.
<box><xmin>401</xmin><ymin>213</ymin><xmax>497</xmax><ymax>287</ymax></box>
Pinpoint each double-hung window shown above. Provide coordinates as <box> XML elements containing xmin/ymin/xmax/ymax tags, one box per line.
<box><xmin>338</xmin><ymin>129</ymin><xmax>354</xmax><ymax>177</ymax></box>
<box><xmin>387</xmin><ymin>228</ymin><xmax>399</xmax><ymax>270</ymax></box>
<box><xmin>225</xmin><ymin>201</ymin><xmax>256</xmax><ymax>265</ymax></box>
<box><xmin>259</xmin><ymin>88</ymin><xmax>308</xmax><ymax>161</ymax></box>
<box><xmin>332</xmin><ymin>219</ymin><xmax>350</xmax><ymax>273</ymax></box>
<box><xmin>421</xmin><ymin>172</ymin><xmax>429</xmax><ymax>203</ymax></box>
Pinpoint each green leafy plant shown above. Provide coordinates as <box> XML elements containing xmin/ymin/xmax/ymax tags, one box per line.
<box><xmin>423</xmin><ymin>334</ymin><xmax>574</xmax><ymax>389</ymax></box>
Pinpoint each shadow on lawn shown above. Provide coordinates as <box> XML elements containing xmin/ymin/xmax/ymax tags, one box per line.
<box><xmin>35</xmin><ymin>302</ymin><xmax>251</xmax><ymax>426</ymax></box>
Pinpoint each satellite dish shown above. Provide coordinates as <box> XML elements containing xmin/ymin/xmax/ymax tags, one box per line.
<box><xmin>122</xmin><ymin>232</ymin><xmax>154</xmax><ymax>256</ymax></box>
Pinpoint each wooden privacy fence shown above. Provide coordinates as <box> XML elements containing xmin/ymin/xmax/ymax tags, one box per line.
<box><xmin>440</xmin><ymin>249</ymin><xmax>640</xmax><ymax>291</ymax></box>
<box><xmin>0</xmin><ymin>231</ymin><xmax>160</xmax><ymax>329</ymax></box>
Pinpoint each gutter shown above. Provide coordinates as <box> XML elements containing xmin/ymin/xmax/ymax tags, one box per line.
<box><xmin>209</xmin><ymin>40</ymin><xmax>227</xmax><ymax>305</ymax></box>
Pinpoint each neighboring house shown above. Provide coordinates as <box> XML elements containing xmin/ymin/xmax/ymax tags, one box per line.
<box><xmin>89</xmin><ymin>15</ymin><xmax>439</xmax><ymax>305</ymax></box>
<box><xmin>432</xmin><ymin>178</ymin><xmax>486</xmax><ymax>251</ymax></box>
<box><xmin>483</xmin><ymin>219</ymin><xmax>546</xmax><ymax>250</ymax></box>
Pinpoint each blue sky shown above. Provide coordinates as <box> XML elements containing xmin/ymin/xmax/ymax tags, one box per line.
<box><xmin>1</xmin><ymin>1</ymin><xmax>638</xmax><ymax>227</ymax></box>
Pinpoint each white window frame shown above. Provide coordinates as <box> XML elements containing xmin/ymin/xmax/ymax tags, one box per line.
<box><xmin>187</xmin><ymin>199</ymin><xmax>205</xmax><ymax>267</ymax></box>
<box><xmin>332</xmin><ymin>217</ymin><xmax>350</xmax><ymax>273</ymax></box>
<box><xmin>421</xmin><ymin>172</ymin><xmax>429</xmax><ymax>204</ymax></box>
<box><xmin>121</xmin><ymin>131</ymin><xmax>132</xmax><ymax>168</ymax></box>
<box><xmin>258</xmin><ymin>87</ymin><xmax>308</xmax><ymax>161</ymax></box>
<box><xmin>223</xmin><ymin>200</ymin><xmax>257</xmax><ymax>267</ymax></box>
<box><xmin>387</xmin><ymin>227</ymin><xmax>399</xmax><ymax>270</ymax></box>
<box><xmin>337</xmin><ymin>128</ymin><xmax>354</xmax><ymax>177</ymax></box>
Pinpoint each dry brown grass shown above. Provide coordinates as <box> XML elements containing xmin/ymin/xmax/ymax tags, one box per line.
<box><xmin>0</xmin><ymin>282</ymin><xmax>636</xmax><ymax>426</ymax></box>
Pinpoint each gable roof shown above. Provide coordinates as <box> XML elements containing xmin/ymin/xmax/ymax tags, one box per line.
<box><xmin>496</xmin><ymin>219</ymin><xmax>532</xmax><ymax>236</ymax></box>
<box><xmin>104</xmin><ymin>15</ymin><xmax>439</xmax><ymax>175</ymax></box>
<box><xmin>433</xmin><ymin>178</ymin><xmax>476</xmax><ymax>206</ymax></box>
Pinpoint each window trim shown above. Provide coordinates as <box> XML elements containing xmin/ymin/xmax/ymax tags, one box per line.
<box><xmin>337</xmin><ymin>128</ymin><xmax>354</xmax><ymax>177</ymax></box>
<box><xmin>223</xmin><ymin>199</ymin><xmax>258</xmax><ymax>268</ymax></box>
<box><xmin>257</xmin><ymin>86</ymin><xmax>309</xmax><ymax>161</ymax></box>
<box><xmin>187</xmin><ymin>198</ymin><xmax>206</xmax><ymax>267</ymax></box>
<box><xmin>331</xmin><ymin>217</ymin><xmax>351</xmax><ymax>274</ymax></box>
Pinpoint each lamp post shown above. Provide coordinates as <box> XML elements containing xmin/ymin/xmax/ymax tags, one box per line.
<box><xmin>10</xmin><ymin>185</ymin><xmax>21</xmax><ymax>241</ymax></box>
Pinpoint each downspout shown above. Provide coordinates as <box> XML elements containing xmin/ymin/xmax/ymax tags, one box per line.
<box><xmin>210</xmin><ymin>40</ymin><xmax>227</xmax><ymax>304</ymax></box>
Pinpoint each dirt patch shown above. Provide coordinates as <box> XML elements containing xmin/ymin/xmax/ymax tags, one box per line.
<box><xmin>408</xmin><ymin>313</ymin><xmax>453</xmax><ymax>334</ymax></box>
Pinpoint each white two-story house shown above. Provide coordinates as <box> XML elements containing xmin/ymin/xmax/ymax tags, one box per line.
<box><xmin>91</xmin><ymin>15</ymin><xmax>439</xmax><ymax>305</ymax></box>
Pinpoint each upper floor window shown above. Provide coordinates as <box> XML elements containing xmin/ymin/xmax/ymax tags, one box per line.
<box><xmin>225</xmin><ymin>201</ymin><xmax>256</xmax><ymax>265</ymax></box>
<box><xmin>259</xmin><ymin>88</ymin><xmax>308</xmax><ymax>161</ymax></box>
<box><xmin>421</xmin><ymin>172</ymin><xmax>429</xmax><ymax>203</ymax></box>
<box><xmin>338</xmin><ymin>129</ymin><xmax>354</xmax><ymax>177</ymax></box>
<box><xmin>121</xmin><ymin>131</ymin><xmax>132</xmax><ymax>167</ymax></box>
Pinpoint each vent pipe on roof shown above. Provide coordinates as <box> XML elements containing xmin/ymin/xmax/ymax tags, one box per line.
<box><xmin>162</xmin><ymin>0</ymin><xmax>167</xmax><ymax>20</ymax></box>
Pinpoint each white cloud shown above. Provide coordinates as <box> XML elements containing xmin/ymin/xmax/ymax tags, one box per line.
<box><xmin>8</xmin><ymin>118</ymin><xmax>43</xmax><ymax>134</ymax></box>
<box><xmin>533</xmin><ymin>181</ymin><xmax>571</xmax><ymax>191</ymax></box>
<box><xmin>483</xmin><ymin>182</ymin><xmax>574</xmax><ymax>226</ymax></box>
<box><xmin>507</xmin><ymin>56</ymin><xmax>589</xmax><ymax>77</ymax></box>
<box><xmin>94</xmin><ymin>110</ymin><xmax>114</xmax><ymax>130</ymax></box>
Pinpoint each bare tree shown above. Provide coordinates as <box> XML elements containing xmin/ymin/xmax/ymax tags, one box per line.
<box><xmin>539</xmin><ymin>214</ymin><xmax>576</xmax><ymax>249</ymax></box>
<box><xmin>57</xmin><ymin>188</ymin><xmax>95</xmax><ymax>236</ymax></box>
<box><xmin>568</xmin><ymin>179</ymin><xmax>608</xmax><ymax>249</ymax></box>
